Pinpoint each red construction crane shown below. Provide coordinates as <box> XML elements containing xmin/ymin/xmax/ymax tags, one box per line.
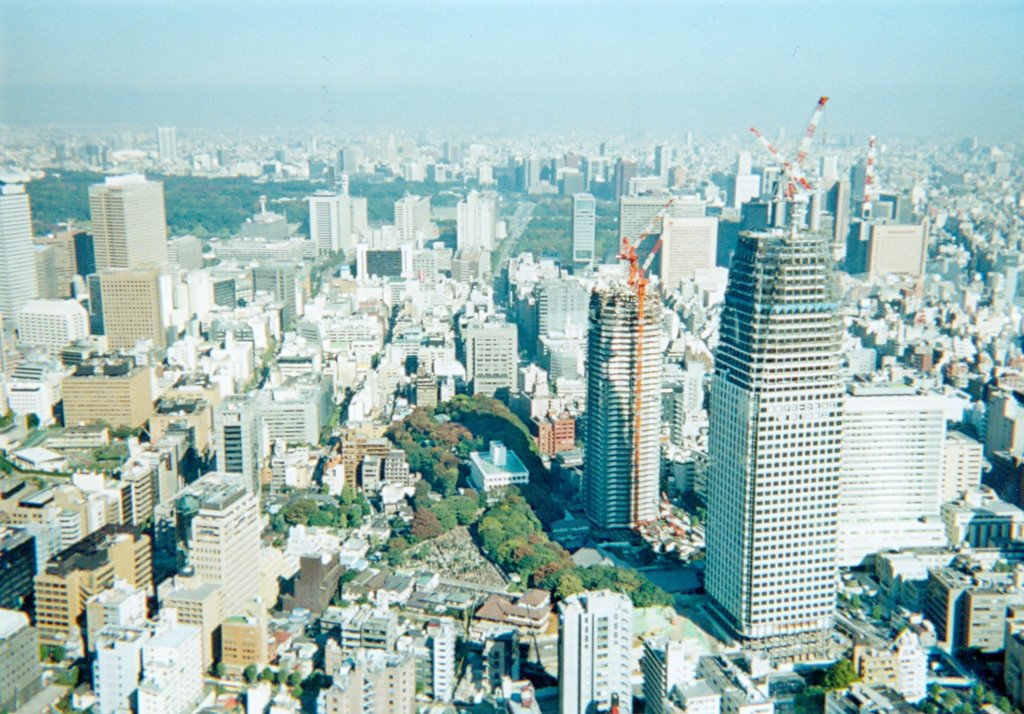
<box><xmin>795</xmin><ymin>96</ymin><xmax>830</xmax><ymax>169</ymax></box>
<box><xmin>617</xmin><ymin>196</ymin><xmax>674</xmax><ymax>527</ymax></box>
<box><xmin>862</xmin><ymin>135</ymin><xmax>877</xmax><ymax>219</ymax></box>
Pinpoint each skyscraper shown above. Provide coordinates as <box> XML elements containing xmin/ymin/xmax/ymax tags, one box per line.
<box><xmin>394</xmin><ymin>195</ymin><xmax>431</xmax><ymax>245</ymax></box>
<box><xmin>456</xmin><ymin>190</ymin><xmax>497</xmax><ymax>252</ymax></box>
<box><xmin>658</xmin><ymin>216</ymin><xmax>718</xmax><ymax>291</ymax></box>
<box><xmin>214</xmin><ymin>396</ymin><xmax>261</xmax><ymax>493</ymax></box>
<box><xmin>654</xmin><ymin>145</ymin><xmax>672</xmax><ymax>184</ymax></box>
<box><xmin>584</xmin><ymin>283</ymin><xmax>662</xmax><ymax>529</ymax></box>
<box><xmin>706</xmin><ymin>222</ymin><xmax>842</xmax><ymax>656</ymax></box>
<box><xmin>0</xmin><ymin>182</ymin><xmax>39</xmax><ymax>320</ymax></box>
<box><xmin>88</xmin><ymin>175</ymin><xmax>168</xmax><ymax>270</ymax></box>
<box><xmin>308</xmin><ymin>191</ymin><xmax>354</xmax><ymax>255</ymax></box>
<box><xmin>559</xmin><ymin>591</ymin><xmax>633</xmax><ymax>714</ymax></box>
<box><xmin>157</xmin><ymin>127</ymin><xmax>177</xmax><ymax>164</ymax></box>
<box><xmin>571</xmin><ymin>193</ymin><xmax>596</xmax><ymax>266</ymax></box>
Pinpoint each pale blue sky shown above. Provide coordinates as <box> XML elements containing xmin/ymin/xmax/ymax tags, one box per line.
<box><xmin>1</xmin><ymin>0</ymin><xmax>1021</xmax><ymax>138</ymax></box>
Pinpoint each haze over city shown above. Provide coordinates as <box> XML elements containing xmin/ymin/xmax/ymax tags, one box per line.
<box><xmin>2</xmin><ymin>0</ymin><xmax>1023</xmax><ymax>138</ymax></box>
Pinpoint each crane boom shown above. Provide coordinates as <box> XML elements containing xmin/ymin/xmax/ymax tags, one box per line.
<box><xmin>862</xmin><ymin>135</ymin><xmax>877</xmax><ymax>219</ymax></box>
<box><xmin>795</xmin><ymin>96</ymin><xmax>829</xmax><ymax>168</ymax></box>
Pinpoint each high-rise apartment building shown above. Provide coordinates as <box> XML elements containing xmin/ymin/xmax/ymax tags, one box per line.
<box><xmin>0</xmin><ymin>609</ymin><xmax>41</xmax><ymax>712</ymax></box>
<box><xmin>94</xmin><ymin>626</ymin><xmax>148</xmax><ymax>714</ymax></box>
<box><xmin>214</xmin><ymin>396</ymin><xmax>261</xmax><ymax>493</ymax></box>
<box><xmin>157</xmin><ymin>127</ymin><xmax>177</xmax><ymax>164</ymax></box>
<box><xmin>98</xmin><ymin>268</ymin><xmax>166</xmax><ymax>350</ymax></box>
<box><xmin>558</xmin><ymin>591</ymin><xmax>633</xmax><ymax>714</ymax></box>
<box><xmin>0</xmin><ymin>182</ymin><xmax>39</xmax><ymax>320</ymax></box>
<box><xmin>137</xmin><ymin>612</ymin><xmax>204</xmax><ymax>714</ymax></box>
<box><xmin>658</xmin><ymin>216</ymin><xmax>718</xmax><ymax>291</ymax></box>
<box><xmin>89</xmin><ymin>175</ymin><xmax>168</xmax><ymax>270</ymax></box>
<box><xmin>456</xmin><ymin>190</ymin><xmax>498</xmax><ymax>252</ymax></box>
<box><xmin>584</xmin><ymin>284</ymin><xmax>661</xmax><ymax>529</ymax></box>
<box><xmin>572</xmin><ymin>193</ymin><xmax>597</xmax><ymax>266</ymax></box>
<box><xmin>706</xmin><ymin>224</ymin><xmax>843</xmax><ymax>655</ymax></box>
<box><xmin>942</xmin><ymin>431</ymin><xmax>984</xmax><ymax>502</ymax></box>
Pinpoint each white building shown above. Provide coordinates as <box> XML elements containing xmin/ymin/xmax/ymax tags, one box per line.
<box><xmin>428</xmin><ymin>618</ymin><xmax>457</xmax><ymax>704</ymax></box>
<box><xmin>941</xmin><ymin>431</ymin><xmax>984</xmax><ymax>502</ymax></box>
<box><xmin>456</xmin><ymin>190</ymin><xmax>497</xmax><ymax>252</ymax></box>
<box><xmin>94</xmin><ymin>626</ymin><xmax>149</xmax><ymax>714</ymax></box>
<box><xmin>0</xmin><ymin>182</ymin><xmax>39</xmax><ymax>320</ymax></box>
<box><xmin>308</xmin><ymin>191</ymin><xmax>358</xmax><ymax>256</ymax></box>
<box><xmin>137</xmin><ymin>611</ymin><xmax>204</xmax><ymax>714</ymax></box>
<box><xmin>468</xmin><ymin>441</ymin><xmax>529</xmax><ymax>492</ymax></box>
<box><xmin>559</xmin><ymin>591</ymin><xmax>633</xmax><ymax>714</ymax></box>
<box><xmin>838</xmin><ymin>383</ymin><xmax>947</xmax><ymax>566</ymax></box>
<box><xmin>214</xmin><ymin>396</ymin><xmax>262</xmax><ymax>494</ymax></box>
<box><xmin>157</xmin><ymin>127</ymin><xmax>177</xmax><ymax>164</ymax></box>
<box><xmin>641</xmin><ymin>637</ymin><xmax>701</xmax><ymax>714</ymax></box>
<box><xmin>394</xmin><ymin>195</ymin><xmax>431</xmax><ymax>245</ymax></box>
<box><xmin>659</xmin><ymin>217</ymin><xmax>718</xmax><ymax>292</ymax></box>
<box><xmin>461</xmin><ymin>320</ymin><xmax>518</xmax><ymax>397</ymax></box>
<box><xmin>16</xmin><ymin>299</ymin><xmax>89</xmax><ymax>352</ymax></box>
<box><xmin>572</xmin><ymin>193</ymin><xmax>597</xmax><ymax>266</ymax></box>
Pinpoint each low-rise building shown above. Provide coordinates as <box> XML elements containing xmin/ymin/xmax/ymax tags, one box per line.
<box><xmin>469</xmin><ymin>441</ymin><xmax>529</xmax><ymax>493</ymax></box>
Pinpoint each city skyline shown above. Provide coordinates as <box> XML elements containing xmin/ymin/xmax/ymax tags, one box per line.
<box><xmin>1</xmin><ymin>1</ymin><xmax>1022</xmax><ymax>139</ymax></box>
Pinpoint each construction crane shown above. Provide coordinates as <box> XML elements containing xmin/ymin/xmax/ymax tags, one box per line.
<box><xmin>861</xmin><ymin>135</ymin><xmax>877</xmax><ymax>219</ymax></box>
<box><xmin>617</xmin><ymin>195</ymin><xmax>674</xmax><ymax>527</ymax></box>
<box><xmin>749</xmin><ymin>95</ymin><xmax>830</xmax><ymax>224</ymax></box>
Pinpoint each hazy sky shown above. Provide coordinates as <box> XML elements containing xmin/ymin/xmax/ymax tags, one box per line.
<box><xmin>1</xmin><ymin>0</ymin><xmax>1022</xmax><ymax>139</ymax></box>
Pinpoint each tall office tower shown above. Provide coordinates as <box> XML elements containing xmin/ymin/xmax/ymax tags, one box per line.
<box><xmin>845</xmin><ymin>221</ymin><xmax>927</xmax><ymax>278</ymax></box>
<box><xmin>0</xmin><ymin>182</ymin><xmax>39</xmax><ymax>320</ymax></box>
<box><xmin>34</xmin><ymin>230</ymin><xmax>78</xmax><ymax>297</ymax></box>
<box><xmin>658</xmin><ymin>216</ymin><xmax>718</xmax><ymax>291</ymax></box>
<box><xmin>336</xmin><ymin>146</ymin><xmax>362</xmax><ymax>175</ymax></box>
<box><xmin>460</xmin><ymin>320</ymin><xmax>518</xmax><ymax>397</ymax></box>
<box><xmin>572</xmin><ymin>193</ymin><xmax>597</xmax><ymax>266</ymax></box>
<box><xmin>214</xmin><ymin>396</ymin><xmax>261</xmax><ymax>493</ymax></box>
<box><xmin>838</xmin><ymin>383</ymin><xmax>947</xmax><ymax>566</ymax></box>
<box><xmin>654</xmin><ymin>145</ymin><xmax>672</xmax><ymax>184</ymax></box>
<box><xmin>584</xmin><ymin>284</ymin><xmax>662</xmax><ymax>529</ymax></box>
<box><xmin>157</xmin><ymin>127</ymin><xmax>177</xmax><ymax>164</ymax></box>
<box><xmin>74</xmin><ymin>231</ymin><xmax>96</xmax><ymax>276</ymax></box>
<box><xmin>89</xmin><ymin>175</ymin><xmax>168</xmax><ymax>270</ymax></box>
<box><xmin>456</xmin><ymin>190</ymin><xmax>498</xmax><ymax>252</ymax></box>
<box><xmin>179</xmin><ymin>474</ymin><xmax>260</xmax><ymax>620</ymax></box>
<box><xmin>308</xmin><ymin>191</ymin><xmax>354</xmax><ymax>256</ymax></box>
<box><xmin>706</xmin><ymin>222</ymin><xmax>842</xmax><ymax>656</ymax></box>
<box><xmin>99</xmin><ymin>268</ymin><xmax>166</xmax><ymax>350</ymax></box>
<box><xmin>394</xmin><ymin>195</ymin><xmax>431</xmax><ymax>245</ymax></box>
<box><xmin>534</xmin><ymin>278</ymin><xmax>588</xmax><ymax>341</ymax></box>
<box><xmin>828</xmin><ymin>179</ymin><xmax>851</xmax><ymax>261</ymax></box>
<box><xmin>252</xmin><ymin>262</ymin><xmax>301</xmax><ymax>328</ymax></box>
<box><xmin>34</xmin><ymin>244</ymin><xmax>58</xmax><ymax>299</ymax></box>
<box><xmin>821</xmin><ymin>155</ymin><xmax>839</xmax><ymax>186</ymax></box>
<box><xmin>559</xmin><ymin>591</ymin><xmax>633</xmax><ymax>714</ymax></box>
<box><xmin>613</xmin><ymin>159</ymin><xmax>638</xmax><ymax>200</ymax></box>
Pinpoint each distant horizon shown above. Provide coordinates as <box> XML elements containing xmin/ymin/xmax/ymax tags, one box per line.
<box><xmin>2</xmin><ymin>1</ymin><xmax>1022</xmax><ymax>141</ymax></box>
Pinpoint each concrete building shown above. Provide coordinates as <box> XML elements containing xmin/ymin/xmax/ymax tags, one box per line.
<box><xmin>61</xmin><ymin>359</ymin><xmax>153</xmax><ymax>429</ymax></box>
<box><xmin>175</xmin><ymin>474</ymin><xmax>260</xmax><ymax>621</ymax></box>
<box><xmin>942</xmin><ymin>431</ymin><xmax>984</xmax><ymax>502</ymax></box>
<box><xmin>33</xmin><ymin>230</ymin><xmax>79</xmax><ymax>298</ymax></box>
<box><xmin>926</xmin><ymin>566</ymin><xmax>1024</xmax><ymax>652</ymax></box>
<box><xmin>941</xmin><ymin>489</ymin><xmax>1024</xmax><ymax>548</ymax></box>
<box><xmin>221</xmin><ymin>611</ymin><xmax>269</xmax><ymax>671</ymax></box>
<box><xmin>94</xmin><ymin>625</ymin><xmax>149</xmax><ymax>714</ymax></box>
<box><xmin>256</xmin><ymin>373</ymin><xmax>333</xmax><ymax>446</ymax></box>
<box><xmin>89</xmin><ymin>175</ymin><xmax>168</xmax><ymax>270</ymax></box>
<box><xmin>852</xmin><ymin>629</ymin><xmax>927</xmax><ymax>704</ymax></box>
<box><xmin>318</xmin><ymin>649</ymin><xmax>417</xmax><ymax>714</ymax></box>
<box><xmin>137</xmin><ymin>612</ymin><xmax>204</xmax><ymax>714</ymax></box>
<box><xmin>16</xmin><ymin>299</ymin><xmax>89</xmax><ymax>352</ymax></box>
<box><xmin>159</xmin><ymin>580</ymin><xmax>221</xmax><ymax>670</ymax></box>
<box><xmin>0</xmin><ymin>608</ymin><xmax>41</xmax><ymax>712</ymax></box>
<box><xmin>214</xmin><ymin>396</ymin><xmax>261</xmax><ymax>494</ymax></box>
<box><xmin>461</xmin><ymin>320</ymin><xmax>518</xmax><ymax>397</ymax></box>
<box><xmin>706</xmin><ymin>226</ymin><xmax>842</xmax><ymax>656</ymax></box>
<box><xmin>166</xmin><ymin>235</ymin><xmax>203</xmax><ymax>271</ymax></box>
<box><xmin>468</xmin><ymin>440</ymin><xmax>529</xmax><ymax>493</ymax></box>
<box><xmin>0</xmin><ymin>181</ymin><xmax>39</xmax><ymax>320</ymax></box>
<box><xmin>457</xmin><ymin>190</ymin><xmax>498</xmax><ymax>252</ymax></box>
<box><xmin>641</xmin><ymin>636</ymin><xmax>701</xmax><ymax>714</ymax></box>
<box><xmin>838</xmin><ymin>383</ymin><xmax>947</xmax><ymax>566</ymax></box>
<box><xmin>559</xmin><ymin>591</ymin><xmax>633</xmax><ymax>714</ymax></box>
<box><xmin>394</xmin><ymin>195</ymin><xmax>431</xmax><ymax>245</ymax></box>
<box><xmin>309</xmin><ymin>191</ymin><xmax>356</xmax><ymax>255</ymax></box>
<box><xmin>0</xmin><ymin>525</ymin><xmax>37</xmax><ymax>612</ymax></box>
<box><xmin>584</xmin><ymin>283</ymin><xmax>661</xmax><ymax>529</ymax></box>
<box><xmin>157</xmin><ymin>127</ymin><xmax>177</xmax><ymax>164</ymax></box>
<box><xmin>98</xmin><ymin>268</ymin><xmax>166</xmax><ymax>350</ymax></box>
<box><xmin>33</xmin><ymin>527</ymin><xmax>152</xmax><ymax>652</ymax></box>
<box><xmin>426</xmin><ymin>618</ymin><xmax>456</xmax><ymax>704</ymax></box>
<box><xmin>845</xmin><ymin>220</ymin><xmax>927</xmax><ymax>278</ymax></box>
<box><xmin>572</xmin><ymin>193</ymin><xmax>597</xmax><ymax>265</ymax></box>
<box><xmin>658</xmin><ymin>216</ymin><xmax>718</xmax><ymax>291</ymax></box>
<box><xmin>1005</xmin><ymin>607</ymin><xmax>1024</xmax><ymax>710</ymax></box>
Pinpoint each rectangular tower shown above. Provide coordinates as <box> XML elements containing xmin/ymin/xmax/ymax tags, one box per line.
<box><xmin>584</xmin><ymin>283</ymin><xmax>662</xmax><ymax>529</ymax></box>
<box><xmin>572</xmin><ymin>193</ymin><xmax>597</xmax><ymax>266</ymax></box>
<box><xmin>0</xmin><ymin>182</ymin><xmax>39</xmax><ymax>319</ymax></box>
<box><xmin>88</xmin><ymin>175</ymin><xmax>168</xmax><ymax>270</ymax></box>
<box><xmin>706</xmin><ymin>225</ymin><xmax>842</xmax><ymax>655</ymax></box>
<box><xmin>559</xmin><ymin>591</ymin><xmax>633</xmax><ymax>714</ymax></box>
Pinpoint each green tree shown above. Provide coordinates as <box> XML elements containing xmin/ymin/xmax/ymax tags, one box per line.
<box><xmin>287</xmin><ymin>671</ymin><xmax>302</xmax><ymax>687</ymax></box>
<box><xmin>260</xmin><ymin>667</ymin><xmax>275</xmax><ymax>682</ymax></box>
<box><xmin>555</xmin><ymin>571</ymin><xmax>584</xmax><ymax>600</ymax></box>
<box><xmin>244</xmin><ymin>664</ymin><xmax>259</xmax><ymax>683</ymax></box>
<box><xmin>822</xmin><ymin>659</ymin><xmax>858</xmax><ymax>691</ymax></box>
<box><xmin>274</xmin><ymin>669</ymin><xmax>287</xmax><ymax>685</ymax></box>
<box><xmin>997</xmin><ymin>696</ymin><xmax>1013</xmax><ymax>712</ymax></box>
<box><xmin>871</xmin><ymin>604</ymin><xmax>884</xmax><ymax>620</ymax></box>
<box><xmin>431</xmin><ymin>501</ymin><xmax>458</xmax><ymax>531</ymax></box>
<box><xmin>213</xmin><ymin>662</ymin><xmax>226</xmax><ymax>678</ymax></box>
<box><xmin>449</xmin><ymin>495</ymin><xmax>481</xmax><ymax>525</ymax></box>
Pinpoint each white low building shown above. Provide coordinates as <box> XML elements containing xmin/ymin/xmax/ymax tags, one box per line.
<box><xmin>469</xmin><ymin>441</ymin><xmax>529</xmax><ymax>492</ymax></box>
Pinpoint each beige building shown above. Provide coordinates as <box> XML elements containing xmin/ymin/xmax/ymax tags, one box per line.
<box><xmin>99</xmin><ymin>268</ymin><xmax>166</xmax><ymax>350</ymax></box>
<box><xmin>88</xmin><ymin>175</ymin><xmax>168</xmax><ymax>271</ymax></box>
<box><xmin>62</xmin><ymin>360</ymin><xmax>153</xmax><ymax>429</ymax></box>
<box><xmin>319</xmin><ymin>649</ymin><xmax>416</xmax><ymax>714</ymax></box>
<box><xmin>0</xmin><ymin>608</ymin><xmax>41</xmax><ymax>712</ymax></box>
<box><xmin>221</xmin><ymin>612</ymin><xmax>269</xmax><ymax>672</ymax></box>
<box><xmin>658</xmin><ymin>216</ymin><xmax>718</xmax><ymax>291</ymax></box>
<box><xmin>33</xmin><ymin>527</ymin><xmax>151</xmax><ymax>651</ymax></box>
<box><xmin>941</xmin><ymin>431</ymin><xmax>984</xmax><ymax>502</ymax></box>
<box><xmin>159</xmin><ymin>579</ymin><xmax>222</xmax><ymax>670</ymax></box>
<box><xmin>1005</xmin><ymin>607</ymin><xmax>1024</xmax><ymax>710</ymax></box>
<box><xmin>149</xmin><ymin>397</ymin><xmax>213</xmax><ymax>455</ymax></box>
<box><xmin>852</xmin><ymin>629</ymin><xmax>927</xmax><ymax>703</ymax></box>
